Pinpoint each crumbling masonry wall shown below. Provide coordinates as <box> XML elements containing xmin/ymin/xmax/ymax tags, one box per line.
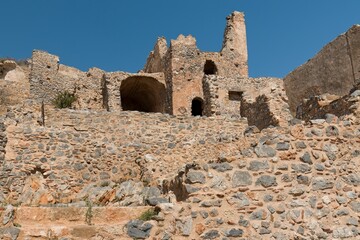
<box><xmin>30</xmin><ymin>50</ymin><xmax>104</xmax><ymax>110</ymax></box>
<box><xmin>0</xmin><ymin>60</ymin><xmax>30</xmax><ymax>115</ymax></box>
<box><xmin>2</xmin><ymin>102</ymin><xmax>247</xmax><ymax>205</ymax></box>
<box><xmin>284</xmin><ymin>25</ymin><xmax>360</xmax><ymax>114</ymax></box>
<box><xmin>143</xmin><ymin>11</ymin><xmax>249</xmax><ymax>116</ymax></box>
<box><xmin>203</xmin><ymin>76</ymin><xmax>292</xmax><ymax>128</ymax></box>
<box><xmin>2</xmin><ymin>104</ymin><xmax>360</xmax><ymax>239</ymax></box>
<box><xmin>30</xmin><ymin>51</ymin><xmax>168</xmax><ymax>114</ymax></box>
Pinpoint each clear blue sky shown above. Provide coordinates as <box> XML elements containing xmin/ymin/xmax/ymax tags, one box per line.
<box><xmin>1</xmin><ymin>1</ymin><xmax>360</xmax><ymax>78</ymax></box>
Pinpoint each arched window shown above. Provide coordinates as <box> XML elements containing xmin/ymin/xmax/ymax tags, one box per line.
<box><xmin>191</xmin><ymin>98</ymin><xmax>203</xmax><ymax>116</ymax></box>
<box><xmin>204</xmin><ymin>60</ymin><xmax>217</xmax><ymax>75</ymax></box>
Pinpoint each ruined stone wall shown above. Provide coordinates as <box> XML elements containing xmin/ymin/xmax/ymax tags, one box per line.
<box><xmin>105</xmin><ymin>72</ymin><xmax>166</xmax><ymax>113</ymax></box>
<box><xmin>169</xmin><ymin>35</ymin><xmax>205</xmax><ymax>115</ymax></box>
<box><xmin>29</xmin><ymin>51</ymin><xmax>168</xmax><ymax>114</ymax></box>
<box><xmin>220</xmin><ymin>11</ymin><xmax>248</xmax><ymax>77</ymax></box>
<box><xmin>168</xmin><ymin>36</ymin><xmax>249</xmax><ymax>116</ymax></box>
<box><xmin>2</xmin><ymin>102</ymin><xmax>247</xmax><ymax>205</ymax></box>
<box><xmin>0</xmin><ymin>61</ymin><xmax>30</xmax><ymax>115</ymax></box>
<box><xmin>153</xmin><ymin>118</ymin><xmax>360</xmax><ymax>239</ymax></box>
<box><xmin>30</xmin><ymin>50</ymin><xmax>104</xmax><ymax>110</ymax></box>
<box><xmin>204</xmin><ymin>76</ymin><xmax>292</xmax><ymax>128</ymax></box>
<box><xmin>143</xmin><ymin>37</ymin><xmax>168</xmax><ymax>74</ymax></box>
<box><xmin>2</xmin><ymin>105</ymin><xmax>360</xmax><ymax>239</ymax></box>
<box><xmin>284</xmin><ymin>25</ymin><xmax>360</xmax><ymax>114</ymax></box>
<box><xmin>144</xmin><ymin>11</ymin><xmax>249</xmax><ymax>116</ymax></box>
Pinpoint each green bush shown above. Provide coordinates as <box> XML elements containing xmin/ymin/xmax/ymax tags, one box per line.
<box><xmin>138</xmin><ymin>208</ymin><xmax>156</xmax><ymax>221</ymax></box>
<box><xmin>53</xmin><ymin>91</ymin><xmax>77</xmax><ymax>109</ymax></box>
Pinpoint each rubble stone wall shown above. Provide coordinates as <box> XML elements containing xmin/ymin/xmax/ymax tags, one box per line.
<box><xmin>2</xmin><ymin>103</ymin><xmax>247</xmax><ymax>204</ymax></box>
<box><xmin>203</xmin><ymin>76</ymin><xmax>292</xmax><ymax>128</ymax></box>
<box><xmin>30</xmin><ymin>50</ymin><xmax>104</xmax><ymax>110</ymax></box>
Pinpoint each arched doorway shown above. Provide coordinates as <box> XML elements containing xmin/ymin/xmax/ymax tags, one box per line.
<box><xmin>120</xmin><ymin>76</ymin><xmax>166</xmax><ymax>113</ymax></box>
<box><xmin>204</xmin><ymin>60</ymin><xmax>217</xmax><ymax>75</ymax></box>
<box><xmin>191</xmin><ymin>98</ymin><xmax>203</xmax><ymax>116</ymax></box>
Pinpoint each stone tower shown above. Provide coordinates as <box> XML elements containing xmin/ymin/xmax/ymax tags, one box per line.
<box><xmin>221</xmin><ymin>11</ymin><xmax>248</xmax><ymax>77</ymax></box>
<box><xmin>144</xmin><ymin>11</ymin><xmax>249</xmax><ymax>116</ymax></box>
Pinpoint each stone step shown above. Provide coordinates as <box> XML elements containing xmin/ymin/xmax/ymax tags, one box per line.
<box><xmin>10</xmin><ymin>206</ymin><xmax>151</xmax><ymax>239</ymax></box>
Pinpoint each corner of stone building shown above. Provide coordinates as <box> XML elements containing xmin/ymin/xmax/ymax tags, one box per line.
<box><xmin>144</xmin><ymin>37</ymin><xmax>168</xmax><ymax>73</ymax></box>
<box><xmin>31</xmin><ymin>50</ymin><xmax>60</xmax><ymax>68</ymax></box>
<box><xmin>284</xmin><ymin>24</ymin><xmax>360</xmax><ymax>115</ymax></box>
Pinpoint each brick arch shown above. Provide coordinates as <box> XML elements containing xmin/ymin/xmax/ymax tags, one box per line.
<box><xmin>120</xmin><ymin>76</ymin><xmax>166</xmax><ymax>113</ymax></box>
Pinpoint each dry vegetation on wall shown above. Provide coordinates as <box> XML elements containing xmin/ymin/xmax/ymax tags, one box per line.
<box><xmin>52</xmin><ymin>91</ymin><xmax>77</xmax><ymax>109</ymax></box>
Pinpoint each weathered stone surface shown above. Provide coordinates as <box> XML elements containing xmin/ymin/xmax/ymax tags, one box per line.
<box><xmin>250</xmin><ymin>209</ymin><xmax>268</xmax><ymax>220</ymax></box>
<box><xmin>312</xmin><ymin>177</ymin><xmax>334</xmax><ymax>190</ymax></box>
<box><xmin>254</xmin><ymin>144</ymin><xmax>276</xmax><ymax>157</ymax></box>
<box><xmin>342</xmin><ymin>174</ymin><xmax>360</xmax><ymax>186</ymax></box>
<box><xmin>2</xmin><ymin>205</ymin><xmax>14</xmax><ymax>225</ymax></box>
<box><xmin>201</xmin><ymin>230</ymin><xmax>220</xmax><ymax>239</ymax></box>
<box><xmin>276</xmin><ymin>142</ymin><xmax>290</xmax><ymax>150</ymax></box>
<box><xmin>146</xmin><ymin>197</ymin><xmax>169</xmax><ymax>206</ymax></box>
<box><xmin>256</xmin><ymin>175</ymin><xmax>277</xmax><ymax>188</ymax></box>
<box><xmin>349</xmin><ymin>201</ymin><xmax>360</xmax><ymax>212</ymax></box>
<box><xmin>176</xmin><ymin>217</ymin><xmax>193</xmax><ymax>236</ymax></box>
<box><xmin>232</xmin><ymin>171</ymin><xmax>252</xmax><ymax>187</ymax></box>
<box><xmin>284</xmin><ymin>25</ymin><xmax>359</xmax><ymax>113</ymax></box>
<box><xmin>224</xmin><ymin>228</ymin><xmax>244</xmax><ymax>237</ymax></box>
<box><xmin>126</xmin><ymin>220</ymin><xmax>153</xmax><ymax>239</ymax></box>
<box><xmin>333</xmin><ymin>227</ymin><xmax>356</xmax><ymax>239</ymax></box>
<box><xmin>227</xmin><ymin>192</ymin><xmax>250</xmax><ymax>208</ymax></box>
<box><xmin>186</xmin><ymin>171</ymin><xmax>206</xmax><ymax>184</ymax></box>
<box><xmin>210</xmin><ymin>162</ymin><xmax>233</xmax><ymax>172</ymax></box>
<box><xmin>291</xmin><ymin>163</ymin><xmax>312</xmax><ymax>173</ymax></box>
<box><xmin>0</xmin><ymin>227</ymin><xmax>20</xmax><ymax>240</ymax></box>
<box><xmin>326</xmin><ymin>125</ymin><xmax>339</xmax><ymax>136</ymax></box>
<box><xmin>248</xmin><ymin>160</ymin><xmax>269</xmax><ymax>171</ymax></box>
<box><xmin>300</xmin><ymin>152</ymin><xmax>313</xmax><ymax>165</ymax></box>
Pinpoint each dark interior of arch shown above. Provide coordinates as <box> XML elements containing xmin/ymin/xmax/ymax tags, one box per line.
<box><xmin>204</xmin><ymin>60</ymin><xmax>217</xmax><ymax>75</ymax></box>
<box><xmin>191</xmin><ymin>98</ymin><xmax>203</xmax><ymax>116</ymax></box>
<box><xmin>120</xmin><ymin>76</ymin><xmax>166</xmax><ymax>113</ymax></box>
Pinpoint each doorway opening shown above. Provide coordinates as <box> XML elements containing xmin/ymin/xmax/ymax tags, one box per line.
<box><xmin>191</xmin><ymin>98</ymin><xmax>203</xmax><ymax>116</ymax></box>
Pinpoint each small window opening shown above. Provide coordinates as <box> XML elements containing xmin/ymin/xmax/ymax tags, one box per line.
<box><xmin>191</xmin><ymin>98</ymin><xmax>203</xmax><ymax>116</ymax></box>
<box><xmin>204</xmin><ymin>60</ymin><xmax>217</xmax><ymax>75</ymax></box>
<box><xmin>229</xmin><ymin>91</ymin><xmax>243</xmax><ymax>101</ymax></box>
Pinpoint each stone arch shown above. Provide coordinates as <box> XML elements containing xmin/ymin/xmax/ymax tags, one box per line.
<box><xmin>204</xmin><ymin>60</ymin><xmax>217</xmax><ymax>75</ymax></box>
<box><xmin>191</xmin><ymin>97</ymin><xmax>204</xmax><ymax>116</ymax></box>
<box><xmin>120</xmin><ymin>76</ymin><xmax>166</xmax><ymax>113</ymax></box>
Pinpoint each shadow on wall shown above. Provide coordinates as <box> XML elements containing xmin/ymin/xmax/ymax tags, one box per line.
<box><xmin>241</xmin><ymin>95</ymin><xmax>279</xmax><ymax>130</ymax></box>
<box><xmin>120</xmin><ymin>76</ymin><xmax>166</xmax><ymax>113</ymax></box>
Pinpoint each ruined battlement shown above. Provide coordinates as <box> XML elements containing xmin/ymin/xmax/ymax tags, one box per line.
<box><xmin>27</xmin><ymin>12</ymin><xmax>250</xmax><ymax>119</ymax></box>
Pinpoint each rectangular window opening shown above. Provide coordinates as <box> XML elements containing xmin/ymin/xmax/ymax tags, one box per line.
<box><xmin>228</xmin><ymin>91</ymin><xmax>243</xmax><ymax>101</ymax></box>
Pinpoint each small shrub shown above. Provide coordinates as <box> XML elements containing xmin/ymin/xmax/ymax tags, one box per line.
<box><xmin>138</xmin><ymin>208</ymin><xmax>156</xmax><ymax>221</ymax></box>
<box><xmin>53</xmin><ymin>91</ymin><xmax>77</xmax><ymax>109</ymax></box>
<box><xmin>85</xmin><ymin>199</ymin><xmax>93</xmax><ymax>225</ymax></box>
<box><xmin>99</xmin><ymin>181</ymin><xmax>110</xmax><ymax>187</ymax></box>
<box><xmin>13</xmin><ymin>222</ymin><xmax>21</xmax><ymax>228</ymax></box>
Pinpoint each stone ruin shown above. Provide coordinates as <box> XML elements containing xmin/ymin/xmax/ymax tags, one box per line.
<box><xmin>0</xmin><ymin>11</ymin><xmax>360</xmax><ymax>240</ymax></box>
